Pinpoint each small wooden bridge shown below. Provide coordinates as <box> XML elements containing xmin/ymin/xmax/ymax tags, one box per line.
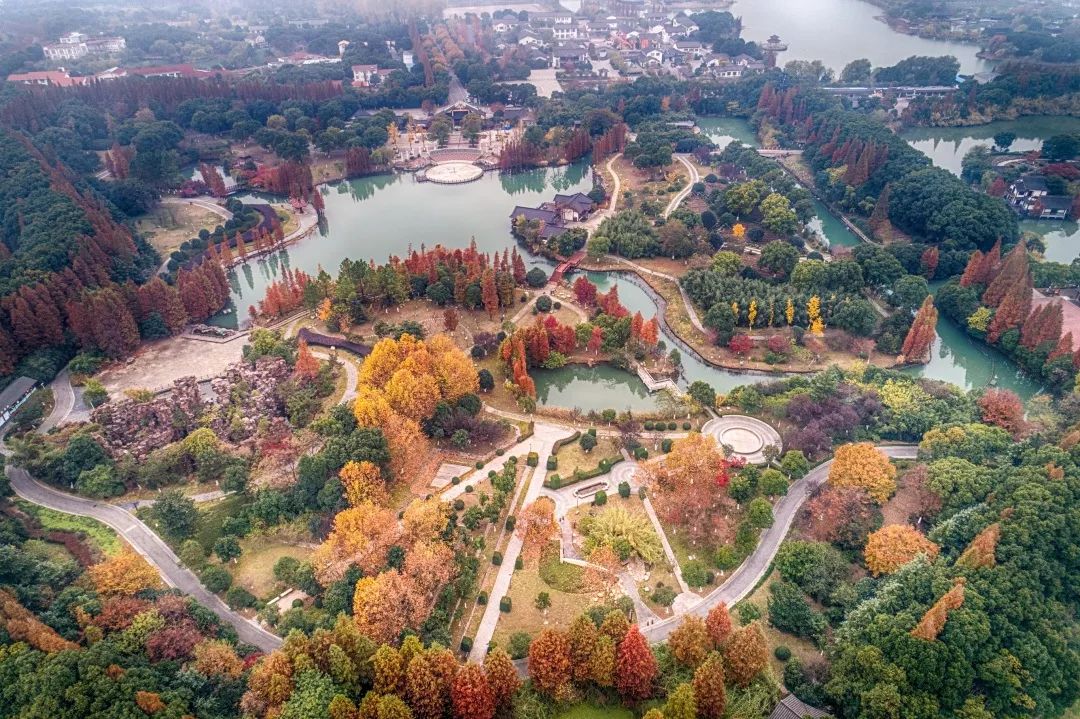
<box><xmin>550</xmin><ymin>249</ymin><xmax>586</xmax><ymax>284</ymax></box>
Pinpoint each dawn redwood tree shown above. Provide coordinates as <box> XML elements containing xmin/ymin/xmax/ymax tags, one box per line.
<box><xmin>722</xmin><ymin>623</ymin><xmax>768</xmax><ymax>687</ymax></box>
<box><xmin>483</xmin><ymin>648</ymin><xmax>520</xmax><ymax>715</ymax></box>
<box><xmin>900</xmin><ymin>295</ymin><xmax>937</xmax><ymax>363</ymax></box>
<box><xmin>705</xmin><ymin>603</ymin><xmax>733</xmax><ymax>647</ymax></box>
<box><xmin>573</xmin><ymin>276</ymin><xmax>597</xmax><ymax>306</ymax></box>
<box><xmin>615</xmin><ymin>625</ymin><xmax>658</xmax><ymax>701</ymax></box>
<box><xmin>528</xmin><ymin>629</ymin><xmax>571</xmax><ymax>695</ymax></box>
<box><xmin>668</xmin><ymin>616</ymin><xmax>711</xmax><ymax>668</ymax></box>
<box><xmin>405</xmin><ymin>653</ymin><xmax>444</xmax><ymax>719</ymax></box>
<box><xmin>567</xmin><ymin>614</ymin><xmax>599</xmax><ymax>683</ymax></box>
<box><xmin>910</xmin><ymin>580</ymin><xmax>965</xmax><ymax>641</ymax></box>
<box><xmin>692</xmin><ymin>653</ymin><xmax>727</xmax><ymax>719</ymax></box>
<box><xmin>450</xmin><ymin>664</ymin><xmax>494</xmax><ymax>719</ymax></box>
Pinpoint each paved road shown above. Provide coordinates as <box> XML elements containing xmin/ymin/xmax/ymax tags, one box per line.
<box><xmin>641</xmin><ymin>445</ymin><xmax>918</xmax><ymax>642</ymax></box>
<box><xmin>312</xmin><ymin>350</ymin><xmax>359</xmax><ymax>403</ymax></box>
<box><xmin>39</xmin><ymin>369</ymin><xmax>74</xmax><ymax>433</ymax></box>
<box><xmin>664</xmin><ymin>154</ymin><xmax>700</xmax><ymax>219</ymax></box>
<box><xmin>7</xmin><ymin>466</ymin><xmax>282</xmax><ymax>652</ymax></box>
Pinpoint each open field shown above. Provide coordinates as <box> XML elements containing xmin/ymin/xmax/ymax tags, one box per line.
<box><xmin>96</xmin><ymin>334</ymin><xmax>246</xmax><ymax>394</ymax></box>
<box><xmin>230</xmin><ymin>539</ymin><xmax>314</xmax><ymax>599</ymax></box>
<box><xmin>137</xmin><ymin>204</ymin><xmax>225</xmax><ymax>256</ymax></box>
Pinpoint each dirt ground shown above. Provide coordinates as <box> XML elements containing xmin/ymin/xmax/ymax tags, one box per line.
<box><xmin>96</xmin><ymin>334</ymin><xmax>248</xmax><ymax>394</ymax></box>
<box><xmin>137</xmin><ymin>204</ymin><xmax>225</xmax><ymax>256</ymax></box>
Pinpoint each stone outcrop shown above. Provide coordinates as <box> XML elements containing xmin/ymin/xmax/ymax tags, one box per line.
<box><xmin>92</xmin><ymin>357</ymin><xmax>291</xmax><ymax>458</ymax></box>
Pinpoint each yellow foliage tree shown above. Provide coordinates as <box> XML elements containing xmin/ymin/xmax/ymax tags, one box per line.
<box><xmin>340</xmin><ymin>460</ymin><xmax>387</xmax><ymax>506</ymax></box>
<box><xmin>317</xmin><ymin>297</ymin><xmax>333</xmax><ymax>323</ymax></box>
<box><xmin>384</xmin><ymin>368</ymin><xmax>442</xmax><ymax>422</ymax></box>
<box><xmin>359</xmin><ymin>338</ymin><xmax>403</xmax><ymax>387</ymax></box>
<box><xmin>353</xmin><ymin>384</ymin><xmax>393</xmax><ymax>426</ymax></box>
<box><xmin>402</xmin><ymin>497</ymin><xmax>450</xmax><ymax>543</ymax></box>
<box><xmin>828</xmin><ymin>442</ymin><xmax>897</xmax><ymax>504</ymax></box>
<box><xmin>864</xmin><ymin>524</ymin><xmax>939</xmax><ymax>576</ymax></box>
<box><xmin>427</xmin><ymin>334</ymin><xmax>480</xmax><ymax>401</ymax></box>
<box><xmin>313</xmin><ymin>501</ymin><xmax>401</xmax><ymax>584</ymax></box>
<box><xmin>353</xmin><ymin>572</ymin><xmax>408</xmax><ymax>646</ymax></box>
<box><xmin>747</xmin><ymin>299</ymin><xmax>757</xmax><ymax>329</ymax></box>
<box><xmin>785</xmin><ymin>297</ymin><xmax>795</xmax><ymax>325</ymax></box>
<box><xmin>732</xmin><ymin>223</ymin><xmax>745</xmax><ymax>240</ymax></box>
<box><xmin>807</xmin><ymin>295</ymin><xmax>821</xmax><ymax>325</ymax></box>
<box><xmin>193</xmin><ymin>639</ymin><xmax>244</xmax><ymax>678</ymax></box>
<box><xmin>810</xmin><ymin>317</ymin><xmax>825</xmax><ymax>336</ymax></box>
<box><xmin>88</xmin><ymin>548</ymin><xmax>163</xmax><ymax>596</ymax></box>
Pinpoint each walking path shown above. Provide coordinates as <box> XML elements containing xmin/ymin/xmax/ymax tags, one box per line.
<box><xmin>467</xmin><ymin>422</ymin><xmax>572</xmax><ymax>661</ymax></box>
<box><xmin>312</xmin><ymin>350</ymin><xmax>359</xmax><ymax>403</ymax></box>
<box><xmin>5</xmin><ymin>466</ymin><xmax>282</xmax><ymax>651</ymax></box>
<box><xmin>640</xmin><ymin>444</ymin><xmax>918</xmax><ymax>642</ymax></box>
<box><xmin>161</xmin><ymin>196</ymin><xmax>234</xmax><ymax>220</ymax></box>
<box><xmin>664</xmin><ymin>154</ymin><xmax>700</xmax><ymax>219</ymax></box>
<box><xmin>39</xmin><ymin>369</ymin><xmax>75</xmax><ymax>432</ymax></box>
<box><xmin>572</xmin><ymin>153</ymin><xmax>622</xmax><ymax>237</ymax></box>
<box><xmin>601</xmin><ymin>255</ymin><xmax>708</xmax><ymax>335</ymax></box>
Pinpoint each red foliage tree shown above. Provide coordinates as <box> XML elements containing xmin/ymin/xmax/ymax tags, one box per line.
<box><xmin>528</xmin><ymin>629</ymin><xmax>571</xmax><ymax>695</ymax></box>
<box><xmin>978</xmin><ymin>388</ymin><xmax>1026</xmax><ymax>437</ymax></box>
<box><xmin>901</xmin><ymin>295</ymin><xmax>938</xmax><ymax>362</ymax></box>
<box><xmin>450</xmin><ymin>664</ymin><xmax>494</xmax><ymax>719</ymax></box>
<box><xmin>728</xmin><ymin>334</ymin><xmax>753</xmax><ymax>356</ymax></box>
<box><xmin>615</xmin><ymin>625</ymin><xmax>657</xmax><ymax>701</ymax></box>
<box><xmin>573</xmin><ymin>276</ymin><xmax>598</xmax><ymax>306</ymax></box>
<box><xmin>920</xmin><ymin>246</ymin><xmax>939</xmax><ymax>279</ymax></box>
<box><xmin>705</xmin><ymin>603</ymin><xmax>733</xmax><ymax>647</ymax></box>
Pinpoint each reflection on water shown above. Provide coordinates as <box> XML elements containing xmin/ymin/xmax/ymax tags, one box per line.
<box><xmin>902</xmin><ymin>117</ymin><xmax>1080</xmax><ymax>177</ymax></box>
<box><xmin>697</xmin><ymin>117</ymin><xmax>759</xmax><ymax>150</ymax></box>
<box><xmin>216</xmin><ymin>162</ymin><xmax>592</xmax><ymax>326</ymax></box>
<box><xmin>1021</xmin><ymin>219</ymin><xmax>1080</xmax><ymax>265</ymax></box>
<box><xmin>534</xmin><ymin>364</ymin><xmax>659</xmax><ymax>412</ymax></box>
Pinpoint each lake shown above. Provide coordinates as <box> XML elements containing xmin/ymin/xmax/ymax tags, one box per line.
<box><xmin>729</xmin><ymin>0</ymin><xmax>989</xmax><ymax>75</ymax></box>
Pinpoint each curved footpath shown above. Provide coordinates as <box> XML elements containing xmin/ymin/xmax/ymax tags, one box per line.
<box><xmin>6</xmin><ymin>465</ymin><xmax>283</xmax><ymax>651</ymax></box>
<box><xmin>664</xmin><ymin>154</ymin><xmax>700</xmax><ymax>219</ymax></box>
<box><xmin>640</xmin><ymin>444</ymin><xmax>918</xmax><ymax>642</ymax></box>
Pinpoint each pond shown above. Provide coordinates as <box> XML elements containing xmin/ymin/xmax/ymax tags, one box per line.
<box><xmin>901</xmin><ymin>116</ymin><xmax>1080</xmax><ymax>177</ymax></box>
<box><xmin>729</xmin><ymin>0</ymin><xmax>989</xmax><ymax>75</ymax></box>
<box><xmin>697</xmin><ymin>117</ymin><xmax>759</xmax><ymax>150</ymax></box>
<box><xmin>222</xmin><ymin>162</ymin><xmax>592</xmax><ymax>317</ymax></box>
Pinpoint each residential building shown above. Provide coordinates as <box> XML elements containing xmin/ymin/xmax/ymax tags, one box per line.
<box><xmin>351</xmin><ymin>64</ymin><xmax>384</xmax><ymax>87</ymax></box>
<box><xmin>43</xmin><ymin>32</ymin><xmax>126</xmax><ymax>62</ymax></box>
<box><xmin>6</xmin><ymin>70</ymin><xmax>91</xmax><ymax>87</ymax></box>
<box><xmin>1008</xmin><ymin>174</ymin><xmax>1073</xmax><ymax>219</ymax></box>
<box><xmin>553</xmin><ymin>42</ymin><xmax>590</xmax><ymax>68</ymax></box>
<box><xmin>768</xmin><ymin>694</ymin><xmax>831</xmax><ymax>719</ymax></box>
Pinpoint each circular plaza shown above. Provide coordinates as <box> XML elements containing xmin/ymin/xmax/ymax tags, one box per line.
<box><xmin>424</xmin><ymin>161</ymin><xmax>484</xmax><ymax>184</ymax></box>
<box><xmin>702</xmin><ymin>415</ymin><xmax>782</xmax><ymax>465</ymax></box>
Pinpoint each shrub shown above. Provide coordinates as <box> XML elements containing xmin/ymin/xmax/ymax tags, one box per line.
<box><xmin>682</xmin><ymin>421</ymin><xmax>691</xmax><ymax>430</ymax></box>
<box><xmin>477</xmin><ymin>591</ymin><xmax>488</xmax><ymax>605</ymax></box>
<box><xmin>714</xmin><ymin>545</ymin><xmax>738</xmax><ymax>570</ymax></box>
<box><xmin>201</xmin><ymin>565</ymin><xmax>232</xmax><ymax>593</ymax></box>
<box><xmin>465</xmin><ymin>485</ymin><xmax>474</xmax><ymax>493</ymax></box>
<box><xmin>682</xmin><ymin>559</ymin><xmax>709</xmax><ymax>587</ymax></box>
<box><xmin>634</xmin><ymin>447</ymin><xmax>649</xmax><ymax>460</ymax></box>
<box><xmin>505</xmin><ymin>516</ymin><xmax>516</xmax><ymax>531</ymax></box>
<box><xmin>553</xmin><ymin>301</ymin><xmax>562</xmax><ymax>310</ymax></box>
<box><xmin>515</xmin><ymin>556</ymin><xmax>524</xmax><ymax>570</ymax></box>
<box><xmin>546</xmin><ymin>457</ymin><xmax>557</xmax><ymax>471</ymax></box>
<box><xmin>644</xmin><ymin>421</ymin><xmax>654</xmax><ymax>430</ymax></box>
<box><xmin>662</xmin><ymin>438</ymin><xmax>673</xmax><ymax>453</ymax></box>
<box><xmin>527</xmin><ymin>452</ymin><xmax>539</xmax><ymax>467</ymax></box>
<box><xmin>460</xmin><ymin>636</ymin><xmax>473</xmax><ymax>652</ymax></box>
<box><xmin>496</xmin><ymin>448</ymin><xmax>505</xmax><ymax>456</ymax></box>
<box><xmin>499</xmin><ymin>596</ymin><xmax>512</xmax><ymax>613</ymax></box>
<box><xmin>225</xmin><ymin>586</ymin><xmax>257</xmax><ymax>609</ymax></box>
<box><xmin>652</xmin><ymin>583</ymin><xmax>677</xmax><ymax>607</ymax></box>
<box><xmin>549</xmin><ymin>475</ymin><xmax>562</xmax><ymax>489</ymax></box>
<box><xmin>774</xmin><ymin>645</ymin><xmax>792</xmax><ymax>661</ymax></box>
<box><xmin>535</xmin><ymin>295</ymin><xmax>553</xmax><ymax>312</ymax></box>
<box><xmin>508</xmin><ymin>632</ymin><xmax>531</xmax><ymax>659</ymax></box>
<box><xmin>452</xmin><ymin>476</ymin><xmax>461</xmax><ymax>485</ymax></box>
<box><xmin>492</xmin><ymin>552</ymin><xmax>503</xmax><ymax>565</ymax></box>
<box><xmin>534</xmin><ymin>592</ymin><xmax>551</xmax><ymax>610</ymax></box>
<box><xmin>488</xmin><ymin>470</ymin><xmax>497</xmax><ymax>478</ymax></box>
<box><xmin>594</xmin><ymin>490</ymin><xmax>608</xmax><ymax>506</ymax></box>
<box><xmin>667</xmin><ymin>422</ymin><xmax>677</xmax><ymax>430</ymax></box>
<box><xmin>476</xmin><ymin>461</ymin><xmax>484</xmax><ymax>469</ymax></box>
<box><xmin>736</xmin><ymin>602</ymin><xmax>762</xmax><ymax>625</ymax></box>
<box><xmin>618</xmin><ymin>481</ymin><xmax>631</xmax><ymax>498</ymax></box>
<box><xmin>526</xmin><ymin>267</ymin><xmax>548</xmax><ymax>288</ymax></box>
<box><xmin>454</xmin><ymin>499</ymin><xmax>465</xmax><ymax>511</ymax></box>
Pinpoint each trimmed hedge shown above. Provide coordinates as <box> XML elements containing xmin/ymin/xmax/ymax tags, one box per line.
<box><xmin>477</xmin><ymin>591</ymin><xmax>488</xmax><ymax>605</ymax></box>
<box><xmin>514</xmin><ymin>556</ymin><xmax>523</xmax><ymax>570</ymax></box>
<box><xmin>543</xmin><ymin>456</ymin><xmax>623</xmax><ymax>489</ymax></box>
<box><xmin>499</xmin><ymin>596</ymin><xmax>512</xmax><ymax>613</ymax></box>
<box><xmin>552</xmin><ymin>430</ymin><xmax>582</xmax><ymax>453</ymax></box>
<box><xmin>460</xmin><ymin>636</ymin><xmax>473</xmax><ymax>652</ymax></box>
<box><xmin>505</xmin><ymin>516</ymin><xmax>516</xmax><ymax>531</ymax></box>
<box><xmin>682</xmin><ymin>421</ymin><xmax>691</xmax><ymax>430</ymax></box>
<box><xmin>526</xmin><ymin>452</ymin><xmax>539</xmax><ymax>467</ymax></box>
<box><xmin>492</xmin><ymin>552</ymin><xmax>503</xmax><ymax>566</ymax></box>
<box><xmin>634</xmin><ymin>447</ymin><xmax>649</xmax><ymax>460</ymax></box>
<box><xmin>546</xmin><ymin>457</ymin><xmax>557</xmax><ymax>471</ymax></box>
<box><xmin>662</xmin><ymin>438</ymin><xmax>673</xmax><ymax>453</ymax></box>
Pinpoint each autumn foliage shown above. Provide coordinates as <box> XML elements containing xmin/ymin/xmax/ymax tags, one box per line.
<box><xmin>515</xmin><ymin>498</ymin><xmax>558</xmax><ymax>560</ymax></box>
<box><xmin>0</xmin><ymin>589</ymin><xmax>78</xmax><ymax>652</ymax></box>
<box><xmin>705</xmin><ymin>603</ymin><xmax>734</xmax><ymax>647</ymax></box>
<box><xmin>828</xmin><ymin>442</ymin><xmax>897</xmax><ymax>504</ymax></box>
<box><xmin>864</xmin><ymin>524</ymin><xmax>940</xmax><ymax>576</ymax></box>
<box><xmin>910</xmin><ymin>579</ymin><xmax>966</xmax><ymax>641</ymax></box>
<box><xmin>977</xmin><ymin>388</ymin><xmax>1026</xmax><ymax>438</ymax></box>
<box><xmin>528</xmin><ymin>628</ymin><xmax>572</xmax><ymax>694</ymax></box>
<box><xmin>901</xmin><ymin>295</ymin><xmax>938</xmax><ymax>363</ymax></box>
<box><xmin>88</xmin><ymin>548</ymin><xmax>163</xmax><ymax>596</ymax></box>
<box><xmin>722</xmin><ymin>623</ymin><xmax>768</xmax><ymax>687</ymax></box>
<box><xmin>956</xmin><ymin>522</ymin><xmax>1001</xmax><ymax>570</ymax></box>
<box><xmin>616</xmin><ymin>625</ymin><xmax>658</xmax><ymax>701</ymax></box>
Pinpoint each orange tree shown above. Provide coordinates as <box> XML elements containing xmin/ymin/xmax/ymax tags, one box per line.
<box><xmin>864</xmin><ymin>524</ymin><xmax>939</xmax><ymax>576</ymax></box>
<box><xmin>828</xmin><ymin>442</ymin><xmax>897</xmax><ymax>504</ymax></box>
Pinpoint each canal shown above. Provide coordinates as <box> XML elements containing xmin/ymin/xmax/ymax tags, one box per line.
<box><xmin>728</xmin><ymin>0</ymin><xmax>989</xmax><ymax>75</ymax></box>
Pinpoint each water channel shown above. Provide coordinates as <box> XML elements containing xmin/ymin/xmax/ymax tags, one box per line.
<box><xmin>728</xmin><ymin>0</ymin><xmax>989</xmax><ymax>75</ymax></box>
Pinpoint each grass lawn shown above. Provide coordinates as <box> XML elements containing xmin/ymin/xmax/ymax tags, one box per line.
<box><xmin>492</xmin><ymin>554</ymin><xmax>603</xmax><ymax>648</ymax></box>
<box><xmin>16</xmin><ymin>500</ymin><xmax>121</xmax><ymax>555</ymax></box>
<box><xmin>230</xmin><ymin>539</ymin><xmax>314</xmax><ymax>600</ymax></box>
<box><xmin>136</xmin><ymin>204</ymin><xmax>224</xmax><ymax>256</ymax></box>
<box><xmin>547</xmin><ymin>435</ymin><xmax>621</xmax><ymax>487</ymax></box>
<box><xmin>23</xmin><ymin>537</ymin><xmax>77</xmax><ymax>565</ymax></box>
<box><xmin>737</xmin><ymin>569</ymin><xmax>821</xmax><ymax>678</ymax></box>
<box><xmin>557</xmin><ymin>703</ymin><xmax>634</xmax><ymax>719</ymax></box>
<box><xmin>195</xmin><ymin>494</ymin><xmax>249</xmax><ymax>552</ymax></box>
